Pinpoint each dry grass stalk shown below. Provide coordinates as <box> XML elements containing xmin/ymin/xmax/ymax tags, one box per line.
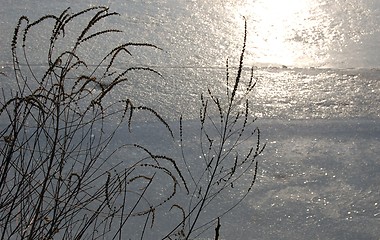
<box><xmin>0</xmin><ymin>7</ymin><xmax>265</xmax><ymax>240</ymax></box>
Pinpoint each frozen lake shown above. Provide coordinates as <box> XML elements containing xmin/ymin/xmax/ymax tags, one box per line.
<box><xmin>1</xmin><ymin>0</ymin><xmax>380</xmax><ymax>239</ymax></box>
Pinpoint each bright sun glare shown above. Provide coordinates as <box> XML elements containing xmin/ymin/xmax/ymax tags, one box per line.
<box><xmin>232</xmin><ymin>0</ymin><xmax>331</xmax><ymax>67</ymax></box>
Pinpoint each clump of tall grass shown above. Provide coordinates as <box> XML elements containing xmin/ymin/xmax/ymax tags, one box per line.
<box><xmin>0</xmin><ymin>6</ymin><xmax>265</xmax><ymax>240</ymax></box>
<box><xmin>165</xmin><ymin>19</ymin><xmax>265</xmax><ymax>239</ymax></box>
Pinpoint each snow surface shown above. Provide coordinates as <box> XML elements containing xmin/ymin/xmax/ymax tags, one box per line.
<box><xmin>115</xmin><ymin>118</ymin><xmax>380</xmax><ymax>239</ymax></box>
<box><xmin>1</xmin><ymin>0</ymin><xmax>380</xmax><ymax>239</ymax></box>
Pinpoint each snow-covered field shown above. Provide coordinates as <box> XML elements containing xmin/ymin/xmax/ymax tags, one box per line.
<box><xmin>116</xmin><ymin>118</ymin><xmax>380</xmax><ymax>239</ymax></box>
<box><xmin>241</xmin><ymin>119</ymin><xmax>380</xmax><ymax>239</ymax></box>
<box><xmin>1</xmin><ymin>0</ymin><xmax>380</xmax><ymax>239</ymax></box>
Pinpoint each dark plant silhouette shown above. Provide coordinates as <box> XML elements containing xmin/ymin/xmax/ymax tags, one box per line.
<box><xmin>0</xmin><ymin>7</ymin><xmax>264</xmax><ymax>240</ymax></box>
<box><xmin>164</xmin><ymin>19</ymin><xmax>265</xmax><ymax>240</ymax></box>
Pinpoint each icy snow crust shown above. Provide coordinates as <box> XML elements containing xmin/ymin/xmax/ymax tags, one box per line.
<box><xmin>1</xmin><ymin>55</ymin><xmax>380</xmax><ymax>240</ymax></box>
<box><xmin>248</xmin><ymin>119</ymin><xmax>380</xmax><ymax>239</ymax></box>
<box><xmin>1</xmin><ymin>1</ymin><xmax>380</xmax><ymax>239</ymax></box>
<box><xmin>117</xmin><ymin>117</ymin><xmax>380</xmax><ymax>239</ymax></box>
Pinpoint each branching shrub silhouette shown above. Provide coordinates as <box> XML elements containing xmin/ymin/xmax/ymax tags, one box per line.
<box><xmin>0</xmin><ymin>7</ymin><xmax>265</xmax><ymax>240</ymax></box>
